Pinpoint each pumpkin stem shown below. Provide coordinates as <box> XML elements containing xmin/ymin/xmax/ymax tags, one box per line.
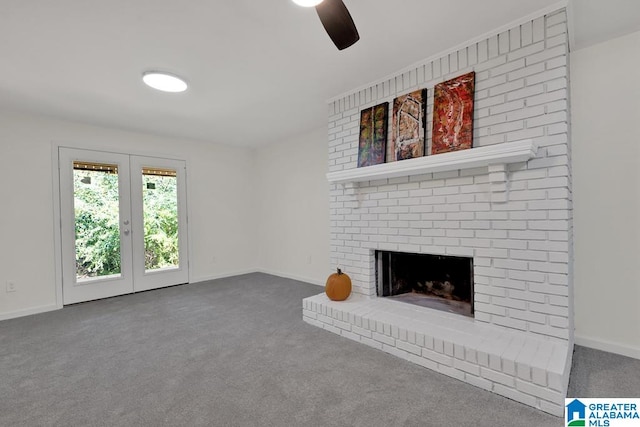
<box><xmin>337</xmin><ymin>268</ymin><xmax>342</xmax><ymax>275</ymax></box>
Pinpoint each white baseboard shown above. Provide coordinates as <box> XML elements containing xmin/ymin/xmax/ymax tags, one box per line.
<box><xmin>255</xmin><ymin>269</ymin><xmax>325</xmax><ymax>287</ymax></box>
<box><xmin>190</xmin><ymin>269</ymin><xmax>259</xmax><ymax>284</ymax></box>
<box><xmin>575</xmin><ymin>334</ymin><xmax>640</xmax><ymax>360</ymax></box>
<box><xmin>0</xmin><ymin>304</ymin><xmax>61</xmax><ymax>322</ymax></box>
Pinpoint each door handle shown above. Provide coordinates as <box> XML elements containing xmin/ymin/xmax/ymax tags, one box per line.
<box><xmin>124</xmin><ymin>229</ymin><xmax>130</xmax><ymax>235</ymax></box>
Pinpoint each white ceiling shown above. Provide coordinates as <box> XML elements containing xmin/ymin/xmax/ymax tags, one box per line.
<box><xmin>0</xmin><ymin>0</ymin><xmax>638</xmax><ymax>147</ymax></box>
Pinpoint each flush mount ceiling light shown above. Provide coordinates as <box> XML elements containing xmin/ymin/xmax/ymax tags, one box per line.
<box><xmin>292</xmin><ymin>0</ymin><xmax>324</xmax><ymax>6</ymax></box>
<box><xmin>142</xmin><ymin>71</ymin><xmax>188</xmax><ymax>93</ymax></box>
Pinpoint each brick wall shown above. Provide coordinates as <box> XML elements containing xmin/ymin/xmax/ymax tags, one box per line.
<box><xmin>327</xmin><ymin>8</ymin><xmax>572</xmax><ymax>342</ymax></box>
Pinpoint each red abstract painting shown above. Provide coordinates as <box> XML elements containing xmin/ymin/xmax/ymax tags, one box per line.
<box><xmin>432</xmin><ymin>72</ymin><xmax>475</xmax><ymax>155</ymax></box>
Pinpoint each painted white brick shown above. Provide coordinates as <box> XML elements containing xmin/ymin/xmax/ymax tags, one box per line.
<box><xmin>527</xmin><ymin>199</ymin><xmax>570</xmax><ymax>211</ymax></box>
<box><xmin>492</xmin><ymin>59</ymin><xmax>526</xmax><ymax>77</ymax></box>
<box><xmin>506</xmin><ymin>127</ymin><xmax>545</xmax><ymax>142</ymax></box>
<box><xmin>546</xmin><ymin>10</ymin><xmax>567</xmax><ymax>27</ymax></box>
<box><xmin>454</xmin><ymin>358</ymin><xmax>481</xmax><ymax>376</ymax></box>
<box><xmin>493</xmin><ymin>316</ymin><xmax>527</xmax><ymax>333</ymax></box>
<box><xmin>489</xmin><ymin>120</ymin><xmax>524</xmax><ymax>135</ymax></box>
<box><xmin>492</xmin><ymin>239</ymin><xmax>527</xmax><ymax>250</ymax></box>
<box><xmin>527</xmin><ymin>88</ymin><xmax>567</xmax><ymax>106</ymax></box>
<box><xmin>528</xmin><ymin>66</ymin><xmax>567</xmax><ymax>85</ymax></box>
<box><xmin>532</xmin><ymin>17</ymin><xmax>545</xmax><ymax>43</ymax></box>
<box><xmin>475</xmin><ymin>302</ymin><xmax>507</xmax><ymax>317</ymax></box>
<box><xmin>509</xmin><ymin>27</ymin><xmax>522</xmax><ymax>50</ymax></box>
<box><xmin>508</xmin><ymin>41</ymin><xmax>544</xmax><ymax>61</ymax></box>
<box><xmin>321</xmin><ymin>10</ymin><xmax>572</xmax><ymax>415</ymax></box>
<box><xmin>546</xmin><ymin>56</ymin><xmax>567</xmax><ymax>71</ymax></box>
<box><xmin>529</xmin><ymin>283</ymin><xmax>567</xmax><ymax>296</ymax></box>
<box><xmin>421</xmin><ymin>348</ymin><xmax>452</xmax><ymax>366</ymax></box>
<box><xmin>521</xmin><ymin>21</ymin><xmax>533</xmax><ymax>46</ymax></box>
<box><xmin>549</xmin><ymin>315</ymin><xmax>569</xmax><ymax>328</ymax></box>
<box><xmin>539</xmin><ymin>400</ymin><xmax>564</xmax><ymax>417</ymax></box>
<box><xmin>546</xmin><ymin>23</ymin><xmax>566</xmax><ymax>38</ymax></box>
<box><xmin>527</xmin><ymin>111</ymin><xmax>567</xmax><ymax>128</ymax></box>
<box><xmin>506</xmin><ymin>84</ymin><xmax>545</xmax><ymax>101</ymax></box>
<box><xmin>497</xmin><ymin>31</ymin><xmax>510</xmax><ymax>54</ymax></box>
<box><xmin>493</xmin><ymin>296</ymin><xmax>527</xmax><ymax>310</ymax></box>
<box><xmin>510</xmin><ymin>308</ymin><xmax>547</xmax><ymax>324</ymax></box>
<box><xmin>546</xmin><ymin>77</ymin><xmax>567</xmax><ymax>92</ymax></box>
<box><xmin>372</xmin><ymin>331</ymin><xmax>395</xmax><ymax>346</ymax></box>
<box><xmin>528</xmin><ymin>220</ymin><xmax>569</xmax><ymax>231</ymax></box>
<box><xmin>489</xmin><ymin>79</ymin><xmax>525</xmax><ymax>96</ymax></box>
<box><xmin>494</xmin><ymin>384</ymin><xmax>538</xmax><ymax>408</ymax></box>
<box><xmin>476</xmin><ymin>94</ymin><xmax>507</xmax><ymax>109</ymax></box>
<box><xmin>506</xmin><ymin>105</ymin><xmax>546</xmax><ymax>121</ymax></box>
<box><xmin>507</xmin><ymin>269</ymin><xmax>545</xmax><ymax>283</ymax></box>
<box><xmin>485</xmin><ymin>35</ymin><xmax>498</xmax><ymax>58</ymax></box>
<box><xmin>438</xmin><ymin>365</ymin><xmax>466</xmax><ymax>382</ymax></box>
<box><xmin>516</xmin><ymin>379</ymin><xmax>564</xmax><ymax>403</ymax></box>
<box><xmin>547</xmin><ymin>188</ymin><xmax>570</xmax><ymax>200</ymax></box>
<box><xmin>464</xmin><ymin>373</ymin><xmax>493</xmax><ymax>391</ymax></box>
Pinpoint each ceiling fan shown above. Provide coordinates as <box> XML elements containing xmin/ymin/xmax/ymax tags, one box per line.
<box><xmin>292</xmin><ymin>0</ymin><xmax>360</xmax><ymax>50</ymax></box>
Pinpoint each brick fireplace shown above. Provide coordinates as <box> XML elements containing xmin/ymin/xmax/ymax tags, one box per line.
<box><xmin>303</xmin><ymin>7</ymin><xmax>573</xmax><ymax>417</ymax></box>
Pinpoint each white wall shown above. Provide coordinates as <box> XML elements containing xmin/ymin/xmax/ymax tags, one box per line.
<box><xmin>254</xmin><ymin>127</ymin><xmax>330</xmax><ymax>286</ymax></box>
<box><xmin>571</xmin><ymin>30</ymin><xmax>640</xmax><ymax>358</ymax></box>
<box><xmin>0</xmin><ymin>110</ymin><xmax>257</xmax><ymax>319</ymax></box>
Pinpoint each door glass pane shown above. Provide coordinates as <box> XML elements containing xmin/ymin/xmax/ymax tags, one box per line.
<box><xmin>73</xmin><ymin>162</ymin><xmax>121</xmax><ymax>281</ymax></box>
<box><xmin>142</xmin><ymin>167</ymin><xmax>179</xmax><ymax>271</ymax></box>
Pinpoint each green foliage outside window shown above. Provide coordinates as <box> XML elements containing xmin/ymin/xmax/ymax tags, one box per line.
<box><xmin>74</xmin><ymin>171</ymin><xmax>179</xmax><ymax>279</ymax></box>
<box><xmin>143</xmin><ymin>175</ymin><xmax>179</xmax><ymax>270</ymax></box>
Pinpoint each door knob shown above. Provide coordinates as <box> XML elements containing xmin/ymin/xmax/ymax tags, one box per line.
<box><xmin>124</xmin><ymin>229</ymin><xmax>130</xmax><ymax>235</ymax></box>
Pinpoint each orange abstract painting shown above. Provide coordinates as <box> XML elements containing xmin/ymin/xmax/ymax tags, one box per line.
<box><xmin>432</xmin><ymin>72</ymin><xmax>475</xmax><ymax>155</ymax></box>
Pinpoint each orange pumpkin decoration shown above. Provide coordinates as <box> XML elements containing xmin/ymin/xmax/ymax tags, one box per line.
<box><xmin>325</xmin><ymin>268</ymin><xmax>352</xmax><ymax>301</ymax></box>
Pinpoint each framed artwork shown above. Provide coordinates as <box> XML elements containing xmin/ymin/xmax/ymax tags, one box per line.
<box><xmin>432</xmin><ymin>71</ymin><xmax>475</xmax><ymax>155</ymax></box>
<box><xmin>357</xmin><ymin>102</ymin><xmax>389</xmax><ymax>167</ymax></box>
<box><xmin>389</xmin><ymin>89</ymin><xmax>427</xmax><ymax>162</ymax></box>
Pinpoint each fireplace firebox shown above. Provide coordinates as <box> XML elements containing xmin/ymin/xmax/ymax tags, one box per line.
<box><xmin>376</xmin><ymin>251</ymin><xmax>474</xmax><ymax>317</ymax></box>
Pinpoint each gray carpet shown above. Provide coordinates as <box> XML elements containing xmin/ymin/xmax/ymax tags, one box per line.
<box><xmin>0</xmin><ymin>273</ymin><xmax>637</xmax><ymax>426</ymax></box>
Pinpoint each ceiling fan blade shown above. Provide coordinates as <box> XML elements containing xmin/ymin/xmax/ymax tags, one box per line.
<box><xmin>315</xmin><ymin>0</ymin><xmax>359</xmax><ymax>50</ymax></box>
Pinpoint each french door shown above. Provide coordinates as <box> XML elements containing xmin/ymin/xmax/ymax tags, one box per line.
<box><xmin>59</xmin><ymin>148</ymin><xmax>189</xmax><ymax>304</ymax></box>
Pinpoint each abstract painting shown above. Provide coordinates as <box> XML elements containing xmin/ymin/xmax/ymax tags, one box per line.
<box><xmin>432</xmin><ymin>71</ymin><xmax>475</xmax><ymax>155</ymax></box>
<box><xmin>357</xmin><ymin>102</ymin><xmax>388</xmax><ymax>167</ymax></box>
<box><xmin>389</xmin><ymin>89</ymin><xmax>427</xmax><ymax>162</ymax></box>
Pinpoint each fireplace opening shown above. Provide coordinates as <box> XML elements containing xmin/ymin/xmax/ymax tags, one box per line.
<box><xmin>376</xmin><ymin>251</ymin><xmax>474</xmax><ymax>317</ymax></box>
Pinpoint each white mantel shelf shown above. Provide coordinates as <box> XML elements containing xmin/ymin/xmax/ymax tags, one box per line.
<box><xmin>326</xmin><ymin>139</ymin><xmax>537</xmax><ymax>185</ymax></box>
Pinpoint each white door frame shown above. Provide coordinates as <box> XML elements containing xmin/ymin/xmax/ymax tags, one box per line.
<box><xmin>59</xmin><ymin>148</ymin><xmax>135</xmax><ymax>304</ymax></box>
<box><xmin>130</xmin><ymin>155</ymin><xmax>189</xmax><ymax>292</ymax></box>
<box><xmin>51</xmin><ymin>141</ymin><xmax>192</xmax><ymax>307</ymax></box>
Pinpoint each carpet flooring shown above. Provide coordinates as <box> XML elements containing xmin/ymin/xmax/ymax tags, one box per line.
<box><xmin>0</xmin><ymin>273</ymin><xmax>638</xmax><ymax>426</ymax></box>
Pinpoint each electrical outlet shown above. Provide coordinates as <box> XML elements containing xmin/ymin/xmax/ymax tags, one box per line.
<box><xmin>307</xmin><ymin>255</ymin><xmax>312</xmax><ymax>264</ymax></box>
<box><xmin>211</xmin><ymin>256</ymin><xmax>217</xmax><ymax>264</ymax></box>
<box><xmin>6</xmin><ymin>281</ymin><xmax>16</xmax><ymax>293</ymax></box>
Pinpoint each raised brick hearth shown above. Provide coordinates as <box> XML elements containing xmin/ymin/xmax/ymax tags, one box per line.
<box><xmin>303</xmin><ymin>7</ymin><xmax>573</xmax><ymax>417</ymax></box>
